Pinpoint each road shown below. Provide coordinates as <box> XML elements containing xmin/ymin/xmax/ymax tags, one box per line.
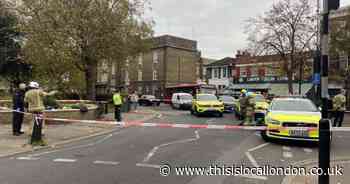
<box><xmin>0</xmin><ymin>104</ymin><xmax>349</xmax><ymax>184</ymax></box>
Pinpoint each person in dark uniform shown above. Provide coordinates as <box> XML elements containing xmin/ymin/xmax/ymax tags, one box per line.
<box><xmin>12</xmin><ymin>83</ymin><xmax>26</xmax><ymax>136</ymax></box>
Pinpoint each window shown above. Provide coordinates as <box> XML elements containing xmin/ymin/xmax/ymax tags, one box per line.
<box><xmin>153</xmin><ymin>51</ymin><xmax>159</xmax><ymax>63</ymax></box>
<box><xmin>214</xmin><ymin>68</ymin><xmax>218</xmax><ymax>78</ymax></box>
<box><xmin>125</xmin><ymin>58</ymin><xmax>130</xmax><ymax>67</ymax></box>
<box><xmin>218</xmin><ymin>68</ymin><xmax>221</xmax><ymax>79</ymax></box>
<box><xmin>153</xmin><ymin>70</ymin><xmax>158</xmax><ymax>80</ymax></box>
<box><xmin>138</xmin><ymin>53</ymin><xmax>143</xmax><ymax>65</ymax></box>
<box><xmin>138</xmin><ymin>70</ymin><xmax>142</xmax><ymax>81</ymax></box>
<box><xmin>223</xmin><ymin>67</ymin><xmax>227</xmax><ymax>78</ymax></box>
<box><xmin>207</xmin><ymin>68</ymin><xmax>212</xmax><ymax>79</ymax></box>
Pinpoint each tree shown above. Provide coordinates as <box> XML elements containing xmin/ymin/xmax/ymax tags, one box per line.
<box><xmin>16</xmin><ymin>0</ymin><xmax>153</xmax><ymax>100</ymax></box>
<box><xmin>245</xmin><ymin>0</ymin><xmax>317</xmax><ymax>94</ymax></box>
<box><xmin>0</xmin><ymin>1</ymin><xmax>31</xmax><ymax>89</ymax></box>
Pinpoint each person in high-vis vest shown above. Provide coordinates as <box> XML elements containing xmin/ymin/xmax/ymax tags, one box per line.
<box><xmin>113</xmin><ymin>89</ymin><xmax>123</xmax><ymax>122</ymax></box>
<box><xmin>332</xmin><ymin>89</ymin><xmax>347</xmax><ymax>127</ymax></box>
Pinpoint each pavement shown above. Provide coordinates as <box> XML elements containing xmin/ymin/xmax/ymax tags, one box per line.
<box><xmin>0</xmin><ymin>104</ymin><xmax>349</xmax><ymax>183</ymax></box>
<box><xmin>0</xmin><ymin>109</ymin><xmax>156</xmax><ymax>158</ymax></box>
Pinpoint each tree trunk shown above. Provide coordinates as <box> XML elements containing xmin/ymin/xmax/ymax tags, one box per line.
<box><xmin>85</xmin><ymin>61</ymin><xmax>97</xmax><ymax>100</ymax></box>
<box><xmin>287</xmin><ymin>70</ymin><xmax>293</xmax><ymax>95</ymax></box>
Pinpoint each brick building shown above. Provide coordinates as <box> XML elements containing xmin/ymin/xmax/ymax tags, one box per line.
<box><xmin>227</xmin><ymin>51</ymin><xmax>314</xmax><ymax>96</ymax></box>
<box><xmin>96</xmin><ymin>35</ymin><xmax>202</xmax><ymax>98</ymax></box>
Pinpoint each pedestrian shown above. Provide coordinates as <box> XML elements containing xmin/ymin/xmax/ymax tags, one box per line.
<box><xmin>24</xmin><ymin>81</ymin><xmax>57</xmax><ymax>145</ymax></box>
<box><xmin>332</xmin><ymin>89</ymin><xmax>347</xmax><ymax>127</ymax></box>
<box><xmin>113</xmin><ymin>88</ymin><xmax>123</xmax><ymax>122</ymax></box>
<box><xmin>238</xmin><ymin>89</ymin><xmax>248</xmax><ymax>125</ymax></box>
<box><xmin>12</xmin><ymin>83</ymin><xmax>26</xmax><ymax>136</ymax></box>
<box><xmin>244</xmin><ymin>92</ymin><xmax>256</xmax><ymax>126</ymax></box>
<box><xmin>129</xmin><ymin>91</ymin><xmax>139</xmax><ymax>112</ymax></box>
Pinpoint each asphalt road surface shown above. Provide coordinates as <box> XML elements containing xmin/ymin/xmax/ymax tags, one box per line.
<box><xmin>0</xmin><ymin>105</ymin><xmax>349</xmax><ymax>184</ymax></box>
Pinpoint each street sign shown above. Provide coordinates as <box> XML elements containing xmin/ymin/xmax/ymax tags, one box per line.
<box><xmin>312</xmin><ymin>73</ymin><xmax>321</xmax><ymax>84</ymax></box>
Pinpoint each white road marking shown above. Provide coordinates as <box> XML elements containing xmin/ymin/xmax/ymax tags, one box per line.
<box><xmin>242</xmin><ymin>143</ymin><xmax>271</xmax><ymax>181</ymax></box>
<box><xmin>283</xmin><ymin>152</ymin><xmax>293</xmax><ymax>158</ymax></box>
<box><xmin>143</xmin><ymin>147</ymin><xmax>159</xmax><ymax>162</ymax></box>
<box><xmin>136</xmin><ymin>163</ymin><xmax>161</xmax><ymax>169</ymax></box>
<box><xmin>245</xmin><ymin>152</ymin><xmax>259</xmax><ymax>168</ymax></box>
<box><xmin>239</xmin><ymin>174</ymin><xmax>268</xmax><ymax>180</ymax></box>
<box><xmin>282</xmin><ymin>146</ymin><xmax>291</xmax><ymax>151</ymax></box>
<box><xmin>303</xmin><ymin>148</ymin><xmax>313</xmax><ymax>153</ymax></box>
<box><xmin>53</xmin><ymin>158</ymin><xmax>76</xmax><ymax>163</ymax></box>
<box><xmin>93</xmin><ymin>161</ymin><xmax>120</xmax><ymax>165</ymax></box>
<box><xmin>248</xmin><ymin>143</ymin><xmax>270</xmax><ymax>152</ymax></box>
<box><xmin>16</xmin><ymin>157</ymin><xmax>40</xmax><ymax>160</ymax></box>
<box><xmin>140</xmin><ymin>130</ymin><xmax>201</xmax><ymax>164</ymax></box>
<box><xmin>28</xmin><ymin>132</ymin><xmax>119</xmax><ymax>157</ymax></box>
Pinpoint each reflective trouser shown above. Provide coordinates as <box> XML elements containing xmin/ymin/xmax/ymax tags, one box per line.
<box><xmin>244</xmin><ymin>108</ymin><xmax>255</xmax><ymax>125</ymax></box>
<box><xmin>31</xmin><ymin>113</ymin><xmax>44</xmax><ymax>144</ymax></box>
<box><xmin>27</xmin><ymin>113</ymin><xmax>46</xmax><ymax>137</ymax></box>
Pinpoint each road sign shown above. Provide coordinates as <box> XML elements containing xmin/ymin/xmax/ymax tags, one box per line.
<box><xmin>312</xmin><ymin>73</ymin><xmax>320</xmax><ymax>84</ymax></box>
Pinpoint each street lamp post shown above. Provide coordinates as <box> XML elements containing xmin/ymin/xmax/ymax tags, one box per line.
<box><xmin>319</xmin><ymin>1</ymin><xmax>339</xmax><ymax>184</ymax></box>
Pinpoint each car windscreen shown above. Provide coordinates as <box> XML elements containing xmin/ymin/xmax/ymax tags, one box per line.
<box><xmin>180</xmin><ymin>95</ymin><xmax>193</xmax><ymax>100</ymax></box>
<box><xmin>254</xmin><ymin>95</ymin><xmax>265</xmax><ymax>102</ymax></box>
<box><xmin>197</xmin><ymin>95</ymin><xmax>218</xmax><ymax>101</ymax></box>
<box><xmin>271</xmin><ymin>100</ymin><xmax>318</xmax><ymax>112</ymax></box>
<box><xmin>145</xmin><ymin>95</ymin><xmax>155</xmax><ymax>99</ymax></box>
<box><xmin>219</xmin><ymin>96</ymin><xmax>234</xmax><ymax>102</ymax></box>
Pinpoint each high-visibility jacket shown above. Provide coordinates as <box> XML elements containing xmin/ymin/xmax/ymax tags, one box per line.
<box><xmin>113</xmin><ymin>93</ymin><xmax>123</xmax><ymax>106</ymax></box>
<box><xmin>24</xmin><ymin>89</ymin><xmax>46</xmax><ymax>113</ymax></box>
<box><xmin>333</xmin><ymin>94</ymin><xmax>346</xmax><ymax>111</ymax></box>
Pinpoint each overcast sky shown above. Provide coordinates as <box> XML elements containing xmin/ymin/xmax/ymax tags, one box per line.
<box><xmin>149</xmin><ymin>0</ymin><xmax>350</xmax><ymax>60</ymax></box>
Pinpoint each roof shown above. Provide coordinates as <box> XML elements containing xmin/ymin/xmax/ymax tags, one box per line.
<box><xmin>205</xmin><ymin>57</ymin><xmax>235</xmax><ymax>67</ymax></box>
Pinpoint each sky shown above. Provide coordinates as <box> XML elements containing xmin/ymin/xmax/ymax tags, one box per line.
<box><xmin>149</xmin><ymin>0</ymin><xmax>350</xmax><ymax>60</ymax></box>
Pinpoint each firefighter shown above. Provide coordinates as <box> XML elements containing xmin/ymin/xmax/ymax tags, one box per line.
<box><xmin>332</xmin><ymin>89</ymin><xmax>347</xmax><ymax>127</ymax></box>
<box><xmin>113</xmin><ymin>88</ymin><xmax>123</xmax><ymax>122</ymax></box>
<box><xmin>24</xmin><ymin>81</ymin><xmax>57</xmax><ymax>145</ymax></box>
<box><xmin>238</xmin><ymin>89</ymin><xmax>248</xmax><ymax>125</ymax></box>
<box><xmin>245</xmin><ymin>92</ymin><xmax>256</xmax><ymax>125</ymax></box>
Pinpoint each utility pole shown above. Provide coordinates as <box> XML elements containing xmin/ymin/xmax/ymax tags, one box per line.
<box><xmin>319</xmin><ymin>1</ymin><xmax>339</xmax><ymax>184</ymax></box>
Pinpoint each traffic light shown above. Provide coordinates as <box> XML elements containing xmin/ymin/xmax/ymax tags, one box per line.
<box><xmin>328</xmin><ymin>0</ymin><xmax>340</xmax><ymax>11</ymax></box>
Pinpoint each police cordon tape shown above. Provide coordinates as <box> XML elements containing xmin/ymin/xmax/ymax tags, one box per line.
<box><xmin>34</xmin><ymin>117</ymin><xmax>350</xmax><ymax>132</ymax></box>
<box><xmin>2</xmin><ymin>107</ymin><xmax>350</xmax><ymax>132</ymax></box>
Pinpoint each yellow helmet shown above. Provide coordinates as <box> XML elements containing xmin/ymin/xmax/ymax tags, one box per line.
<box><xmin>241</xmin><ymin>89</ymin><xmax>247</xmax><ymax>94</ymax></box>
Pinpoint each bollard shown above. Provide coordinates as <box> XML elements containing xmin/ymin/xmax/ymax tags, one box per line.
<box><xmin>319</xmin><ymin>119</ymin><xmax>331</xmax><ymax>184</ymax></box>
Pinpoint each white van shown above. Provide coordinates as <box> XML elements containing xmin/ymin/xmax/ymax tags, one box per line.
<box><xmin>171</xmin><ymin>93</ymin><xmax>193</xmax><ymax>110</ymax></box>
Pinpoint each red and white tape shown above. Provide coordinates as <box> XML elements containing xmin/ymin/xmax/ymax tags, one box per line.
<box><xmin>42</xmin><ymin>117</ymin><xmax>324</xmax><ymax>131</ymax></box>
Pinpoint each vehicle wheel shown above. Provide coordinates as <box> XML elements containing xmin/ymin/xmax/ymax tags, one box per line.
<box><xmin>157</xmin><ymin>102</ymin><xmax>160</xmax><ymax>106</ymax></box>
<box><xmin>218</xmin><ymin>113</ymin><xmax>223</xmax><ymax>117</ymax></box>
<box><xmin>190</xmin><ymin>108</ymin><xmax>194</xmax><ymax>115</ymax></box>
<box><xmin>261</xmin><ymin>130</ymin><xmax>270</xmax><ymax>142</ymax></box>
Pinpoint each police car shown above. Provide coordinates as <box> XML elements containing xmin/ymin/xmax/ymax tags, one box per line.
<box><xmin>261</xmin><ymin>97</ymin><xmax>321</xmax><ymax>142</ymax></box>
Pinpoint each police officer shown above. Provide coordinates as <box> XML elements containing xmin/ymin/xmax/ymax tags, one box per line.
<box><xmin>12</xmin><ymin>83</ymin><xmax>26</xmax><ymax>136</ymax></box>
<box><xmin>113</xmin><ymin>88</ymin><xmax>123</xmax><ymax>122</ymax></box>
<box><xmin>332</xmin><ymin>89</ymin><xmax>347</xmax><ymax>127</ymax></box>
<box><xmin>238</xmin><ymin>89</ymin><xmax>248</xmax><ymax>125</ymax></box>
<box><xmin>245</xmin><ymin>92</ymin><xmax>256</xmax><ymax>125</ymax></box>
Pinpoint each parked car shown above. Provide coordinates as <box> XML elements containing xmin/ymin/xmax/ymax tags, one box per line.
<box><xmin>171</xmin><ymin>93</ymin><xmax>193</xmax><ymax>110</ymax></box>
<box><xmin>191</xmin><ymin>94</ymin><xmax>224</xmax><ymax>117</ymax></box>
<box><xmin>218</xmin><ymin>95</ymin><xmax>236</xmax><ymax>113</ymax></box>
<box><xmin>261</xmin><ymin>97</ymin><xmax>323</xmax><ymax>142</ymax></box>
<box><xmin>138</xmin><ymin>95</ymin><xmax>161</xmax><ymax>106</ymax></box>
